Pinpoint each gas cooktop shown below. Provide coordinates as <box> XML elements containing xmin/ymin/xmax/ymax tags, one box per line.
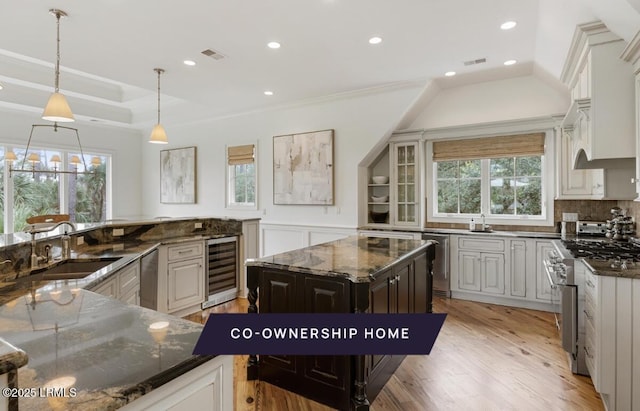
<box><xmin>561</xmin><ymin>238</ymin><xmax>640</xmax><ymax>261</ymax></box>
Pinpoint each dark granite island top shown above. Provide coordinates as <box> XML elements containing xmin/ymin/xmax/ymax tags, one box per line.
<box><xmin>0</xmin><ymin>289</ymin><xmax>214</xmax><ymax>410</ymax></box>
<box><xmin>246</xmin><ymin>235</ymin><xmax>433</xmax><ymax>282</ymax></box>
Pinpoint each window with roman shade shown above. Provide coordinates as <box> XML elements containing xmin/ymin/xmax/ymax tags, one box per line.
<box><xmin>431</xmin><ymin>132</ymin><xmax>547</xmax><ymax>221</ymax></box>
<box><xmin>432</xmin><ymin>133</ymin><xmax>545</xmax><ymax>161</ymax></box>
<box><xmin>226</xmin><ymin>144</ymin><xmax>257</xmax><ymax>209</ymax></box>
<box><xmin>227</xmin><ymin>144</ymin><xmax>255</xmax><ymax>165</ymax></box>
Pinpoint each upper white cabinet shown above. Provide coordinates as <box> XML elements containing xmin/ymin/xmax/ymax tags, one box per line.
<box><xmin>561</xmin><ymin>21</ymin><xmax>635</xmax><ymax>165</ymax></box>
<box><xmin>559</xmin><ymin>21</ymin><xmax>636</xmax><ymax>200</ymax></box>
<box><xmin>391</xmin><ymin>141</ymin><xmax>420</xmax><ymax>227</ymax></box>
<box><xmin>555</xmin><ymin>126</ymin><xmax>604</xmax><ymax>199</ymax></box>
<box><xmin>620</xmin><ymin>28</ymin><xmax>640</xmax><ymax>200</ymax></box>
<box><xmin>365</xmin><ymin>135</ymin><xmax>423</xmax><ymax>229</ymax></box>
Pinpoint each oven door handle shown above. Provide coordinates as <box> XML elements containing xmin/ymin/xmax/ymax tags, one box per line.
<box><xmin>543</xmin><ymin>260</ymin><xmax>558</xmax><ymax>289</ymax></box>
<box><xmin>561</xmin><ymin>285</ymin><xmax>578</xmax><ymax>356</ymax></box>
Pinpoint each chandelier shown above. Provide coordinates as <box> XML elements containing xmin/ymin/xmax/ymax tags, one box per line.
<box><xmin>5</xmin><ymin>8</ymin><xmax>100</xmax><ymax>177</ymax></box>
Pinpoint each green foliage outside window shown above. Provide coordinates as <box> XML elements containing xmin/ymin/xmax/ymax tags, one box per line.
<box><xmin>231</xmin><ymin>163</ymin><xmax>256</xmax><ymax>205</ymax></box>
<box><xmin>436</xmin><ymin>156</ymin><xmax>542</xmax><ymax>217</ymax></box>
<box><xmin>0</xmin><ymin>150</ymin><xmax>107</xmax><ymax>233</ymax></box>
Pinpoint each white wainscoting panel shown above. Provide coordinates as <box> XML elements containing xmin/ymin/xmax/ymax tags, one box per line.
<box><xmin>260</xmin><ymin>223</ymin><xmax>357</xmax><ymax>257</ymax></box>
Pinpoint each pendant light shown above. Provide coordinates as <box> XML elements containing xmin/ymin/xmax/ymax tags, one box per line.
<box><xmin>149</xmin><ymin>68</ymin><xmax>168</xmax><ymax>144</ymax></box>
<box><xmin>42</xmin><ymin>9</ymin><xmax>74</xmax><ymax>122</ymax></box>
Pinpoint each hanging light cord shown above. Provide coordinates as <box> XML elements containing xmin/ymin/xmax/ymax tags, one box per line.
<box><xmin>52</xmin><ymin>9</ymin><xmax>65</xmax><ymax>93</ymax></box>
<box><xmin>155</xmin><ymin>68</ymin><xmax>164</xmax><ymax>124</ymax></box>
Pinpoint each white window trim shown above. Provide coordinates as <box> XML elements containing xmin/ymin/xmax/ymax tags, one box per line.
<box><xmin>1</xmin><ymin>143</ymin><xmax>112</xmax><ymax>233</ymax></box>
<box><xmin>225</xmin><ymin>142</ymin><xmax>258</xmax><ymax>211</ymax></box>
<box><xmin>425</xmin><ymin>129</ymin><xmax>555</xmax><ymax>227</ymax></box>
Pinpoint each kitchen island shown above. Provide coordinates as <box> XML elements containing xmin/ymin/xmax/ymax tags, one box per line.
<box><xmin>246</xmin><ymin>235</ymin><xmax>436</xmax><ymax>411</ymax></box>
<box><xmin>0</xmin><ymin>282</ymin><xmax>232</xmax><ymax>410</ymax></box>
<box><xmin>0</xmin><ymin>217</ymin><xmax>252</xmax><ymax>410</ymax></box>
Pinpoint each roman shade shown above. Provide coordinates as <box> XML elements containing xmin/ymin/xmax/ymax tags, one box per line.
<box><xmin>432</xmin><ymin>133</ymin><xmax>545</xmax><ymax>161</ymax></box>
<box><xmin>227</xmin><ymin>144</ymin><xmax>255</xmax><ymax>165</ymax></box>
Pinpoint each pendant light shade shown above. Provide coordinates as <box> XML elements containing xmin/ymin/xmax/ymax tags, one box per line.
<box><xmin>42</xmin><ymin>92</ymin><xmax>74</xmax><ymax>122</ymax></box>
<box><xmin>149</xmin><ymin>68</ymin><xmax>168</xmax><ymax>144</ymax></box>
<box><xmin>149</xmin><ymin>124</ymin><xmax>168</xmax><ymax>144</ymax></box>
<box><xmin>42</xmin><ymin>9</ymin><xmax>74</xmax><ymax>123</ymax></box>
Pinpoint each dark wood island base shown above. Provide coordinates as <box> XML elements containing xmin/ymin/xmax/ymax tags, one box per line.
<box><xmin>246</xmin><ymin>236</ymin><xmax>436</xmax><ymax>410</ymax></box>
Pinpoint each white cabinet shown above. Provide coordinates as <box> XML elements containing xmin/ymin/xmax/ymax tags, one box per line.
<box><xmin>556</xmin><ymin>126</ymin><xmax>604</xmax><ymax>199</ymax></box>
<box><xmin>509</xmin><ymin>239</ymin><xmax>527</xmax><ymax>298</ymax></box>
<box><xmin>580</xmin><ymin>263</ymin><xmax>636</xmax><ymax>411</ymax></box>
<box><xmin>167</xmin><ymin>258</ymin><xmax>204</xmax><ymax>312</ymax></box>
<box><xmin>535</xmin><ymin>241</ymin><xmax>554</xmax><ymax>301</ymax></box>
<box><xmin>90</xmin><ymin>259</ymin><xmax>141</xmax><ymax>305</ymax></box>
<box><xmin>561</xmin><ymin>22</ymin><xmax>635</xmax><ymax>165</ymax></box>
<box><xmin>452</xmin><ymin>237</ymin><xmax>505</xmax><ymax>295</ymax></box>
<box><xmin>450</xmin><ymin>235</ymin><xmax>554</xmax><ymax>311</ymax></box>
<box><xmin>119</xmin><ymin>354</ymin><xmax>233</xmax><ymax>411</ymax></box>
<box><xmin>391</xmin><ymin>141</ymin><xmax>420</xmax><ymax>227</ymax></box>
<box><xmin>364</xmin><ymin>137</ymin><xmax>422</xmax><ymax>229</ymax></box>
<box><xmin>620</xmin><ymin>31</ymin><xmax>640</xmax><ymax>199</ymax></box>
<box><xmin>157</xmin><ymin>240</ymin><xmax>205</xmax><ymax>316</ymax></box>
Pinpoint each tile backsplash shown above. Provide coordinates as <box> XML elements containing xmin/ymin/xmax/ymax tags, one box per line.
<box><xmin>425</xmin><ymin>200</ymin><xmax>621</xmax><ymax>233</ymax></box>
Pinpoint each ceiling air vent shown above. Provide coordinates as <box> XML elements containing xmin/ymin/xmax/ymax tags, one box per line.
<box><xmin>463</xmin><ymin>58</ymin><xmax>486</xmax><ymax>66</ymax></box>
<box><xmin>201</xmin><ymin>49</ymin><xmax>226</xmax><ymax>60</ymax></box>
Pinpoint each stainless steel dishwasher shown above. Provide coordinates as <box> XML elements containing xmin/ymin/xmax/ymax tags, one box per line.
<box><xmin>139</xmin><ymin>248</ymin><xmax>159</xmax><ymax>310</ymax></box>
<box><xmin>421</xmin><ymin>233</ymin><xmax>450</xmax><ymax>297</ymax></box>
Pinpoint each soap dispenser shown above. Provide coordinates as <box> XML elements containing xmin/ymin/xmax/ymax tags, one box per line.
<box><xmin>469</xmin><ymin>218</ymin><xmax>476</xmax><ymax>231</ymax></box>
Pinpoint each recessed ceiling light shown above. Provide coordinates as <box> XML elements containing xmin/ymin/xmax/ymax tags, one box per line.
<box><xmin>500</xmin><ymin>21</ymin><xmax>517</xmax><ymax>30</ymax></box>
<box><xmin>369</xmin><ymin>37</ymin><xmax>382</xmax><ymax>45</ymax></box>
<box><xmin>267</xmin><ymin>42</ymin><xmax>281</xmax><ymax>49</ymax></box>
<box><xmin>445</xmin><ymin>71</ymin><xmax>456</xmax><ymax>77</ymax></box>
<box><xmin>264</xmin><ymin>91</ymin><xmax>274</xmax><ymax>96</ymax></box>
<box><xmin>183</xmin><ymin>60</ymin><xmax>196</xmax><ymax>66</ymax></box>
<box><xmin>504</xmin><ymin>59</ymin><xmax>517</xmax><ymax>66</ymax></box>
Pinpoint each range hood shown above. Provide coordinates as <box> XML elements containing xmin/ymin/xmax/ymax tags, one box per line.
<box><xmin>573</xmin><ymin>148</ymin><xmax>635</xmax><ymax>170</ymax></box>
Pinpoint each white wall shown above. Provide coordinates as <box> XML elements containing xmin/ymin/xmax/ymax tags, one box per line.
<box><xmin>0</xmin><ymin>110</ymin><xmax>144</xmax><ymax>218</ymax></box>
<box><xmin>142</xmin><ymin>84</ymin><xmax>424</xmax><ymax>228</ymax></box>
<box><xmin>408</xmin><ymin>75</ymin><xmax>569</xmax><ymax>129</ymax></box>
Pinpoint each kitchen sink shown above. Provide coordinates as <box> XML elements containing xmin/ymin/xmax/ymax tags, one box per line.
<box><xmin>8</xmin><ymin>257</ymin><xmax>122</xmax><ymax>283</ymax></box>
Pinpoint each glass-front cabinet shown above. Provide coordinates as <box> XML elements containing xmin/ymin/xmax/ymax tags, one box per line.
<box><xmin>392</xmin><ymin>142</ymin><xmax>420</xmax><ymax>226</ymax></box>
<box><xmin>364</xmin><ymin>138</ymin><xmax>422</xmax><ymax>229</ymax></box>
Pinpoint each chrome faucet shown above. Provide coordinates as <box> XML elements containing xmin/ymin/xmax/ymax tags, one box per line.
<box><xmin>480</xmin><ymin>213</ymin><xmax>486</xmax><ymax>230</ymax></box>
<box><xmin>27</xmin><ymin>221</ymin><xmax>76</xmax><ymax>268</ymax></box>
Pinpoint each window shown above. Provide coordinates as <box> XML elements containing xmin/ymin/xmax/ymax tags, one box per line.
<box><xmin>227</xmin><ymin>144</ymin><xmax>257</xmax><ymax>209</ymax></box>
<box><xmin>435</xmin><ymin>156</ymin><xmax>542</xmax><ymax>217</ymax></box>
<box><xmin>1</xmin><ymin>144</ymin><xmax>110</xmax><ymax>233</ymax></box>
<box><xmin>428</xmin><ymin>131</ymin><xmax>552</xmax><ymax>226</ymax></box>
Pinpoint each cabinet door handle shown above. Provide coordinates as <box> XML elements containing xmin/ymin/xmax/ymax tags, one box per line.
<box><xmin>586</xmin><ymin>280</ymin><xmax>595</xmax><ymax>289</ymax></box>
<box><xmin>395</xmin><ymin>275</ymin><xmax>400</xmax><ymax>282</ymax></box>
<box><xmin>178</xmin><ymin>249</ymin><xmax>193</xmax><ymax>254</ymax></box>
<box><xmin>583</xmin><ymin>309</ymin><xmax>593</xmax><ymax>321</ymax></box>
<box><xmin>389</xmin><ymin>278</ymin><xmax>395</xmax><ymax>285</ymax></box>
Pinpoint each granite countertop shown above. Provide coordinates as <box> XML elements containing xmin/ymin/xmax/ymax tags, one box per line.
<box><xmin>247</xmin><ymin>235</ymin><xmax>433</xmax><ymax>283</ymax></box>
<box><xmin>0</xmin><ymin>231</ymin><xmax>236</xmax><ymax>409</ymax></box>
<box><xmin>582</xmin><ymin>259</ymin><xmax>640</xmax><ymax>279</ymax></box>
<box><xmin>0</xmin><ymin>337</ymin><xmax>28</xmax><ymax>374</ymax></box>
<box><xmin>0</xmin><ymin>289</ymin><xmax>212</xmax><ymax>410</ymax></box>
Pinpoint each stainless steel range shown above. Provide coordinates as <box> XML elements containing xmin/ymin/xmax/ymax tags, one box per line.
<box><xmin>547</xmin><ymin>222</ymin><xmax>640</xmax><ymax>376</ymax></box>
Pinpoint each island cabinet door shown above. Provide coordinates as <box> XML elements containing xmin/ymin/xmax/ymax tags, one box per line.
<box><xmin>393</xmin><ymin>259</ymin><xmax>411</xmax><ymax>314</ymax></box>
<box><xmin>301</xmin><ymin>276</ymin><xmax>351</xmax><ymax>398</ymax></box>
<box><xmin>259</xmin><ymin>269</ymin><xmax>299</xmax><ymax>374</ymax></box>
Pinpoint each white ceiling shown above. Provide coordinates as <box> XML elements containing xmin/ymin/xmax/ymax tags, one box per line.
<box><xmin>0</xmin><ymin>0</ymin><xmax>638</xmax><ymax>134</ymax></box>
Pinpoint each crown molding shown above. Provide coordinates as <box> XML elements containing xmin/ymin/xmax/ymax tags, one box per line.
<box><xmin>621</xmin><ymin>29</ymin><xmax>640</xmax><ymax>73</ymax></box>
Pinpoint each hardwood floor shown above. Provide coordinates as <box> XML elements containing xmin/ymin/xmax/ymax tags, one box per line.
<box><xmin>184</xmin><ymin>297</ymin><xmax>603</xmax><ymax>411</ymax></box>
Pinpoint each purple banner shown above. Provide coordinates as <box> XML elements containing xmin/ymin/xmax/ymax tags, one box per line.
<box><xmin>193</xmin><ymin>313</ymin><xmax>446</xmax><ymax>355</ymax></box>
